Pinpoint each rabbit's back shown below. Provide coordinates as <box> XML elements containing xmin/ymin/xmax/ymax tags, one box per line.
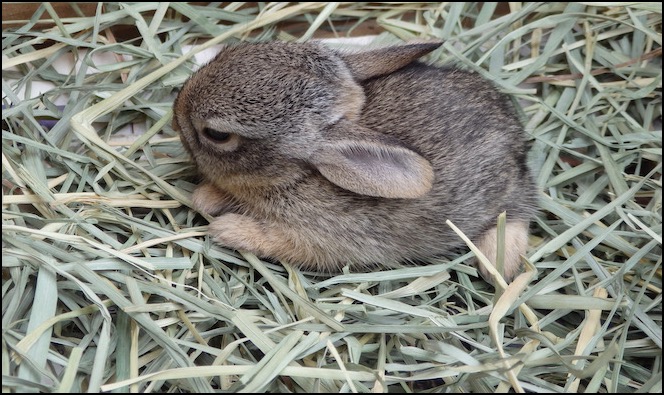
<box><xmin>358</xmin><ymin>63</ymin><xmax>538</xmax><ymax>235</ymax></box>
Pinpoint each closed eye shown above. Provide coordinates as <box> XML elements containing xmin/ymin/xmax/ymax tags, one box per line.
<box><xmin>203</xmin><ymin>127</ymin><xmax>233</xmax><ymax>143</ymax></box>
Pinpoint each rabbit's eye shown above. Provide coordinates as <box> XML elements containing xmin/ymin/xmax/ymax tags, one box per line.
<box><xmin>203</xmin><ymin>127</ymin><xmax>232</xmax><ymax>143</ymax></box>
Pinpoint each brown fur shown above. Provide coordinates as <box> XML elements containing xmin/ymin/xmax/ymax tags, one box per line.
<box><xmin>173</xmin><ymin>41</ymin><xmax>539</xmax><ymax>281</ymax></box>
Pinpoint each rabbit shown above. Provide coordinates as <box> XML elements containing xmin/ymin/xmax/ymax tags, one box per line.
<box><xmin>172</xmin><ymin>40</ymin><xmax>539</xmax><ymax>282</ymax></box>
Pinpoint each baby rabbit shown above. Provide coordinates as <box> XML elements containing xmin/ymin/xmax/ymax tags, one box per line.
<box><xmin>173</xmin><ymin>40</ymin><xmax>538</xmax><ymax>281</ymax></box>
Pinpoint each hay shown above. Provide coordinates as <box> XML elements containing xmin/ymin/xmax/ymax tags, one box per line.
<box><xmin>2</xmin><ymin>2</ymin><xmax>661</xmax><ymax>393</ymax></box>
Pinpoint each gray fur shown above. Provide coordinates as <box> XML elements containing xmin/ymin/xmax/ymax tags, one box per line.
<box><xmin>173</xmin><ymin>41</ymin><xmax>539</xmax><ymax>281</ymax></box>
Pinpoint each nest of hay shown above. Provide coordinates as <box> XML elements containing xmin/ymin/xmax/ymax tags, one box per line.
<box><xmin>2</xmin><ymin>3</ymin><xmax>661</xmax><ymax>393</ymax></box>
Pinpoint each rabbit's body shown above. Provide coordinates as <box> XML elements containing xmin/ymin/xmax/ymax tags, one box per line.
<box><xmin>174</xmin><ymin>41</ymin><xmax>538</xmax><ymax>281</ymax></box>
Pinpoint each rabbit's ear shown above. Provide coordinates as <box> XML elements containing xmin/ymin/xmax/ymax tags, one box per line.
<box><xmin>340</xmin><ymin>41</ymin><xmax>442</xmax><ymax>81</ymax></box>
<box><xmin>310</xmin><ymin>139</ymin><xmax>434</xmax><ymax>199</ymax></box>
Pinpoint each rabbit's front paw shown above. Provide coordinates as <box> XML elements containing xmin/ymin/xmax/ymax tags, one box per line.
<box><xmin>208</xmin><ymin>213</ymin><xmax>288</xmax><ymax>258</ymax></box>
<box><xmin>192</xmin><ymin>183</ymin><xmax>235</xmax><ymax>216</ymax></box>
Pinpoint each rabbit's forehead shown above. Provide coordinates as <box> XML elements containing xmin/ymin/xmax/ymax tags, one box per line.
<box><xmin>195</xmin><ymin>44</ymin><xmax>350</xmax><ymax>94</ymax></box>
<box><xmin>200</xmin><ymin>59</ymin><xmax>341</xmax><ymax>92</ymax></box>
<box><xmin>216</xmin><ymin>43</ymin><xmax>345</xmax><ymax>74</ymax></box>
<box><xmin>178</xmin><ymin>43</ymin><xmax>362</xmax><ymax>137</ymax></box>
<box><xmin>192</xmin><ymin>77</ymin><xmax>334</xmax><ymax>122</ymax></box>
<box><xmin>183</xmin><ymin>68</ymin><xmax>342</xmax><ymax>128</ymax></box>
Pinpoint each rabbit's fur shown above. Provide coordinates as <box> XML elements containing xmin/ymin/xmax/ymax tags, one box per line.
<box><xmin>173</xmin><ymin>41</ymin><xmax>539</xmax><ymax>281</ymax></box>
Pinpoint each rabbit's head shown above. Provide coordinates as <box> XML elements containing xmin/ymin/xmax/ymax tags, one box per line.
<box><xmin>173</xmin><ymin>41</ymin><xmax>442</xmax><ymax>198</ymax></box>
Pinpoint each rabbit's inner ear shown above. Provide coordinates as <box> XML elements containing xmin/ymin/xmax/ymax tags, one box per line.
<box><xmin>310</xmin><ymin>141</ymin><xmax>434</xmax><ymax>199</ymax></box>
<box><xmin>339</xmin><ymin>41</ymin><xmax>442</xmax><ymax>81</ymax></box>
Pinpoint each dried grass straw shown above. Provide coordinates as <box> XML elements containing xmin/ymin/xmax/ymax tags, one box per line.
<box><xmin>2</xmin><ymin>2</ymin><xmax>661</xmax><ymax>393</ymax></box>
